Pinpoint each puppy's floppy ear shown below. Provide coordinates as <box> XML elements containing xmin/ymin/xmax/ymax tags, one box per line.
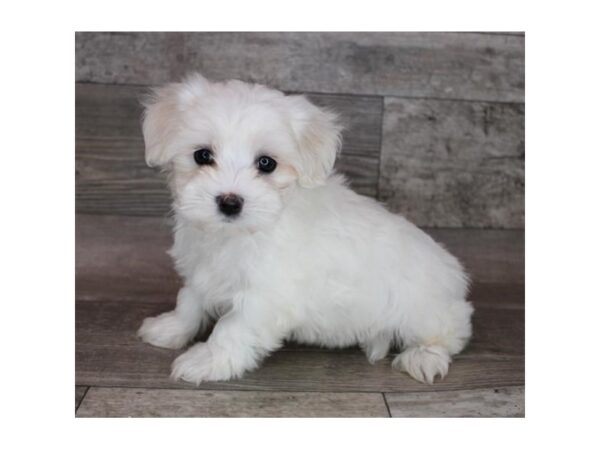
<box><xmin>141</xmin><ymin>73</ymin><xmax>210</xmax><ymax>167</ymax></box>
<box><xmin>287</xmin><ymin>96</ymin><xmax>343</xmax><ymax>188</ymax></box>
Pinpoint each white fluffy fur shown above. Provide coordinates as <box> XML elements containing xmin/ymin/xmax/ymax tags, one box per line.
<box><xmin>137</xmin><ymin>73</ymin><xmax>474</xmax><ymax>385</ymax></box>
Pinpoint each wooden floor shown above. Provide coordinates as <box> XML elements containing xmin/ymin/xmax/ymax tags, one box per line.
<box><xmin>75</xmin><ymin>214</ymin><xmax>524</xmax><ymax>417</ymax></box>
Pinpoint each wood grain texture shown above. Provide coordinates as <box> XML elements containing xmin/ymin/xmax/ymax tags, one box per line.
<box><xmin>76</xmin><ymin>214</ymin><xmax>179</xmax><ymax>302</ymax></box>
<box><xmin>76</xmin><ymin>83</ymin><xmax>382</xmax><ymax>216</ymax></box>
<box><xmin>75</xmin><ymin>215</ymin><xmax>524</xmax><ymax>304</ymax></box>
<box><xmin>76</xmin><ymin>32</ymin><xmax>524</xmax><ymax>102</ymax></box>
<box><xmin>379</xmin><ymin>97</ymin><xmax>524</xmax><ymax>228</ymax></box>
<box><xmin>75</xmin><ymin>215</ymin><xmax>524</xmax><ymax>413</ymax></box>
<box><xmin>75</xmin><ymin>289</ymin><xmax>523</xmax><ymax>349</ymax></box>
<box><xmin>76</xmin><ymin>341</ymin><xmax>523</xmax><ymax>394</ymax></box>
<box><xmin>76</xmin><ymin>32</ymin><xmax>186</xmax><ymax>86</ymax></box>
<box><xmin>428</xmin><ymin>228</ymin><xmax>524</xmax><ymax>284</ymax></box>
<box><xmin>76</xmin><ymin>295</ymin><xmax>523</xmax><ymax>393</ymax></box>
<box><xmin>385</xmin><ymin>386</ymin><xmax>524</xmax><ymax>417</ymax></box>
<box><xmin>76</xmin><ymin>387</ymin><xmax>389</xmax><ymax>417</ymax></box>
<box><xmin>75</xmin><ymin>83</ymin><xmax>171</xmax><ymax>216</ymax></box>
<box><xmin>75</xmin><ymin>386</ymin><xmax>88</xmax><ymax>412</ymax></box>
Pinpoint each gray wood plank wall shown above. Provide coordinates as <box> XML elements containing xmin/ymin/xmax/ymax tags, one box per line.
<box><xmin>76</xmin><ymin>32</ymin><xmax>524</xmax><ymax>228</ymax></box>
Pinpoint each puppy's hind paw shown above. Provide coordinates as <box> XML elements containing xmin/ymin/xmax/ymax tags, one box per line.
<box><xmin>392</xmin><ymin>345</ymin><xmax>451</xmax><ymax>384</ymax></box>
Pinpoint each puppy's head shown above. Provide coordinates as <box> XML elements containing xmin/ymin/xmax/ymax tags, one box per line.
<box><xmin>142</xmin><ymin>73</ymin><xmax>342</xmax><ymax>230</ymax></box>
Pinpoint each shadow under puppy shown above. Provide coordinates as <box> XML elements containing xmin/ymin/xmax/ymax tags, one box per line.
<box><xmin>137</xmin><ymin>73</ymin><xmax>474</xmax><ymax>385</ymax></box>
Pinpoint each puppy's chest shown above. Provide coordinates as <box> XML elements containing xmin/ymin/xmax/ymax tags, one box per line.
<box><xmin>172</xmin><ymin>228</ymin><xmax>265</xmax><ymax>299</ymax></box>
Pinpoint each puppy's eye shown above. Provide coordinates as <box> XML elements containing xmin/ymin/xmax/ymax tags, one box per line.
<box><xmin>257</xmin><ymin>155</ymin><xmax>277</xmax><ymax>174</ymax></box>
<box><xmin>193</xmin><ymin>148</ymin><xmax>214</xmax><ymax>166</ymax></box>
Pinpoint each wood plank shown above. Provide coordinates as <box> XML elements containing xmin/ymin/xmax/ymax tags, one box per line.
<box><xmin>76</xmin><ymin>291</ymin><xmax>523</xmax><ymax>349</ymax></box>
<box><xmin>76</xmin><ymin>296</ymin><xmax>523</xmax><ymax>392</ymax></box>
<box><xmin>76</xmin><ymin>387</ymin><xmax>389</xmax><ymax>417</ymax></box>
<box><xmin>75</xmin><ymin>215</ymin><xmax>524</xmax><ymax>304</ymax></box>
<box><xmin>76</xmin><ymin>32</ymin><xmax>186</xmax><ymax>86</ymax></box>
<box><xmin>334</xmin><ymin>154</ymin><xmax>380</xmax><ymax>198</ymax></box>
<box><xmin>379</xmin><ymin>97</ymin><xmax>524</xmax><ymax>228</ymax></box>
<box><xmin>76</xmin><ymin>83</ymin><xmax>382</xmax><ymax>216</ymax></box>
<box><xmin>76</xmin><ymin>342</ymin><xmax>523</xmax><ymax>393</ymax></box>
<box><xmin>467</xmin><ymin>283</ymin><xmax>524</xmax><ymax>309</ymax></box>
<box><xmin>306</xmin><ymin>93</ymin><xmax>382</xmax><ymax>158</ymax></box>
<box><xmin>76</xmin><ymin>32</ymin><xmax>524</xmax><ymax>102</ymax></box>
<box><xmin>75</xmin><ymin>214</ymin><xmax>179</xmax><ymax>302</ymax></box>
<box><xmin>428</xmin><ymin>229</ymin><xmax>524</xmax><ymax>284</ymax></box>
<box><xmin>75</xmin><ymin>83</ymin><xmax>171</xmax><ymax>217</ymax></box>
<box><xmin>385</xmin><ymin>386</ymin><xmax>524</xmax><ymax>417</ymax></box>
<box><xmin>75</xmin><ymin>386</ymin><xmax>88</xmax><ymax>411</ymax></box>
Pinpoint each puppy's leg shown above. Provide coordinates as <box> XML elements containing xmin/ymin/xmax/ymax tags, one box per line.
<box><xmin>137</xmin><ymin>286</ymin><xmax>209</xmax><ymax>349</ymax></box>
<box><xmin>361</xmin><ymin>332</ymin><xmax>392</xmax><ymax>364</ymax></box>
<box><xmin>171</xmin><ymin>305</ymin><xmax>285</xmax><ymax>384</ymax></box>
<box><xmin>392</xmin><ymin>301</ymin><xmax>473</xmax><ymax>384</ymax></box>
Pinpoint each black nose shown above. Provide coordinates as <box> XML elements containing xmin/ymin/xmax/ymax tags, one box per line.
<box><xmin>216</xmin><ymin>193</ymin><xmax>244</xmax><ymax>217</ymax></box>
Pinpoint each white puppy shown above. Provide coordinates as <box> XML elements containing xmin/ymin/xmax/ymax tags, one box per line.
<box><xmin>137</xmin><ymin>73</ymin><xmax>474</xmax><ymax>385</ymax></box>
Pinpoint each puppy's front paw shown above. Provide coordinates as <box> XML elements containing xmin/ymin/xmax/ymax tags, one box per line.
<box><xmin>137</xmin><ymin>311</ymin><xmax>195</xmax><ymax>349</ymax></box>
<box><xmin>171</xmin><ymin>343</ymin><xmax>238</xmax><ymax>385</ymax></box>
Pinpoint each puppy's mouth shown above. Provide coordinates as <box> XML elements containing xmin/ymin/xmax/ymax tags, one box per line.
<box><xmin>218</xmin><ymin>210</ymin><xmax>245</xmax><ymax>225</ymax></box>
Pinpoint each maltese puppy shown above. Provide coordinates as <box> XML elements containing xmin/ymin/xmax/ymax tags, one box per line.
<box><xmin>137</xmin><ymin>73</ymin><xmax>473</xmax><ymax>385</ymax></box>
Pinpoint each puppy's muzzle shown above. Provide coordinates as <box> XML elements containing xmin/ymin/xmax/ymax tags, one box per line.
<box><xmin>216</xmin><ymin>193</ymin><xmax>244</xmax><ymax>217</ymax></box>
